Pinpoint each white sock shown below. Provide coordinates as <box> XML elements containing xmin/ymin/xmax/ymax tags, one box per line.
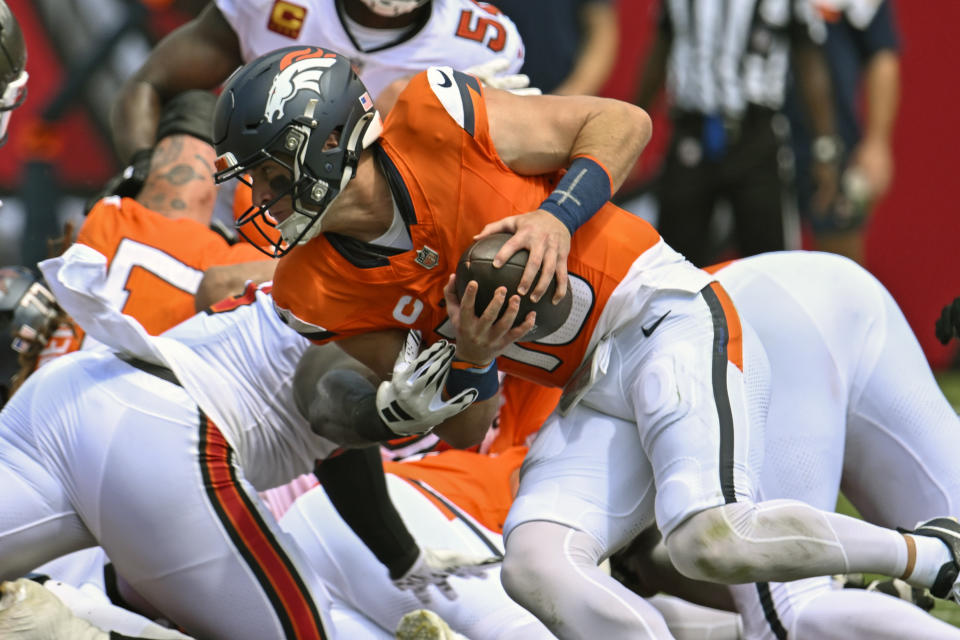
<box><xmin>902</xmin><ymin>534</ymin><xmax>954</xmax><ymax>588</ymax></box>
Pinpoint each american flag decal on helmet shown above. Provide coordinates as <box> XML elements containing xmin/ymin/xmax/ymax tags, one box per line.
<box><xmin>359</xmin><ymin>92</ymin><xmax>373</xmax><ymax>110</ymax></box>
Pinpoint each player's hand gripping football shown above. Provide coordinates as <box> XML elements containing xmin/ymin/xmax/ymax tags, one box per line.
<box><xmin>375</xmin><ymin>330</ymin><xmax>478</xmax><ymax>436</ymax></box>
<box><xmin>391</xmin><ymin>548</ymin><xmax>500</xmax><ymax>604</ymax></box>
<box><xmin>936</xmin><ymin>297</ymin><xmax>960</xmax><ymax>345</ymax></box>
<box><xmin>444</xmin><ymin>274</ymin><xmax>535</xmax><ymax>366</ymax></box>
<box><xmin>464</xmin><ymin>58</ymin><xmax>541</xmax><ymax>96</ymax></box>
<box><xmin>473</xmin><ymin>209</ymin><xmax>571</xmax><ymax>305</ymax></box>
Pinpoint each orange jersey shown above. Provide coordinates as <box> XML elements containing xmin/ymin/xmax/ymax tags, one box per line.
<box><xmin>487</xmin><ymin>376</ymin><xmax>561</xmax><ymax>454</ymax></box>
<box><xmin>384</xmin><ymin>445</ymin><xmax>527</xmax><ymax>534</ymax></box>
<box><xmin>79</xmin><ymin>196</ymin><xmax>269</xmax><ymax>335</ymax></box>
<box><xmin>273</xmin><ymin>68</ymin><xmax>662</xmax><ymax>388</ymax></box>
<box><xmin>34</xmin><ymin>322</ymin><xmax>85</xmax><ymax>370</ymax></box>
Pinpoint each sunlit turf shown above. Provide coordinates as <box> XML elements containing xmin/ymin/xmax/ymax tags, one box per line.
<box><xmin>833</xmin><ymin>371</ymin><xmax>960</xmax><ymax>627</ymax></box>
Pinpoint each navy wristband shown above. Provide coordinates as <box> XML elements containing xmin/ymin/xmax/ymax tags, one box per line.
<box><xmin>445</xmin><ymin>358</ymin><xmax>499</xmax><ymax>402</ymax></box>
<box><xmin>539</xmin><ymin>155</ymin><xmax>613</xmax><ymax>234</ymax></box>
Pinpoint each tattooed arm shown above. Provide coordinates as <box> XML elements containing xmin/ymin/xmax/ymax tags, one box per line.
<box><xmin>135</xmin><ymin>133</ymin><xmax>218</xmax><ymax>224</ymax></box>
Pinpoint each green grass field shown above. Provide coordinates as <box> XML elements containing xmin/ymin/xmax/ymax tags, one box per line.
<box><xmin>936</xmin><ymin>371</ymin><xmax>960</xmax><ymax>410</ymax></box>
<box><xmin>834</xmin><ymin>371</ymin><xmax>960</xmax><ymax>627</ymax></box>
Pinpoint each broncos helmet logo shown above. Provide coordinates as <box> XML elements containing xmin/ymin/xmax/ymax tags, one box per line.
<box><xmin>264</xmin><ymin>48</ymin><xmax>339</xmax><ymax>123</ymax></box>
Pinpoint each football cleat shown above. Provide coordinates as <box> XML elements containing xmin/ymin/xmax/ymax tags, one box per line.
<box><xmin>831</xmin><ymin>573</ymin><xmax>865</xmax><ymax>589</ymax></box>
<box><xmin>866</xmin><ymin>578</ymin><xmax>936</xmax><ymax>612</ymax></box>
<box><xmin>395</xmin><ymin>609</ymin><xmax>466</xmax><ymax>640</ymax></box>
<box><xmin>0</xmin><ymin>578</ymin><xmax>108</xmax><ymax>640</ymax></box>
<box><xmin>907</xmin><ymin>517</ymin><xmax>960</xmax><ymax>601</ymax></box>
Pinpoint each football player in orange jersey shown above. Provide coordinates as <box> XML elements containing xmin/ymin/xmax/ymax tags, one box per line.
<box><xmin>73</xmin><ymin>89</ymin><xmax>271</xmax><ymax>341</ymax></box>
<box><xmin>211</xmin><ymin>48</ymin><xmax>960</xmax><ymax>638</ymax></box>
<box><xmin>6</xmin><ymin>90</ymin><xmax>273</xmax><ymax>395</ymax></box>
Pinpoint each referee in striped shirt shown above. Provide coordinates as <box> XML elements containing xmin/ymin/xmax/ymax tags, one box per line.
<box><xmin>637</xmin><ymin>0</ymin><xmax>841</xmax><ymax>267</ymax></box>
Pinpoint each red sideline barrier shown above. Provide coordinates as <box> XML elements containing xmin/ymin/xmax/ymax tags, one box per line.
<box><xmin>604</xmin><ymin>0</ymin><xmax>960</xmax><ymax>369</ymax></box>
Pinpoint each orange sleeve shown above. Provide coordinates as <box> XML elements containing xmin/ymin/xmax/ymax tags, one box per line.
<box><xmin>487</xmin><ymin>376</ymin><xmax>561</xmax><ymax>454</ymax></box>
<box><xmin>209</xmin><ymin>240</ymin><xmax>275</xmax><ymax>267</ymax></box>
<box><xmin>383</xmin><ymin>68</ymin><xmax>497</xmax><ymax>175</ymax></box>
<box><xmin>76</xmin><ymin>197</ymin><xmax>124</xmax><ymax>261</ymax></box>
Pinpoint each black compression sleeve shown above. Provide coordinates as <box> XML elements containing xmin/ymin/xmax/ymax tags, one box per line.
<box><xmin>315</xmin><ymin>446</ymin><xmax>420</xmax><ymax>579</ymax></box>
<box><xmin>346</xmin><ymin>376</ymin><xmax>401</xmax><ymax>443</ymax></box>
<box><xmin>302</xmin><ymin>368</ymin><xmax>396</xmax><ymax>445</ymax></box>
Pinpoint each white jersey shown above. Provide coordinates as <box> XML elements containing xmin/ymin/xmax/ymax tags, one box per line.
<box><xmin>39</xmin><ymin>245</ymin><xmax>337</xmax><ymax>490</ymax></box>
<box><xmin>215</xmin><ymin>0</ymin><xmax>525</xmax><ymax>97</ymax></box>
<box><xmin>163</xmin><ymin>284</ymin><xmax>338</xmax><ymax>489</ymax></box>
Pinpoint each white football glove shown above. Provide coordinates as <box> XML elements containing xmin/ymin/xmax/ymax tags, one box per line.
<box><xmin>392</xmin><ymin>548</ymin><xmax>501</xmax><ymax>604</ymax></box>
<box><xmin>0</xmin><ymin>579</ymin><xmax>109</xmax><ymax>640</ymax></box>
<box><xmin>376</xmin><ymin>330</ymin><xmax>478</xmax><ymax>436</ymax></box>
<box><xmin>464</xmin><ymin>58</ymin><xmax>542</xmax><ymax>96</ymax></box>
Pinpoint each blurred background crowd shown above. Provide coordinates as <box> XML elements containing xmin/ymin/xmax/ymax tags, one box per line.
<box><xmin>0</xmin><ymin>0</ymin><xmax>957</xmax><ymax>369</ymax></box>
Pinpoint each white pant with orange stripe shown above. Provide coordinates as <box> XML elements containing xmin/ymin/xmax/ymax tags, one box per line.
<box><xmin>715</xmin><ymin>252</ymin><xmax>960</xmax><ymax>640</ymax></box>
<box><xmin>501</xmin><ymin>285</ymin><xmax>769</xmax><ymax>639</ymax></box>
<box><xmin>0</xmin><ymin>350</ymin><xmax>335</xmax><ymax>640</ymax></box>
<box><xmin>501</xmin><ymin>271</ymin><xmax>960</xmax><ymax>639</ymax></box>
<box><xmin>505</xmin><ymin>283</ymin><xmax>769</xmax><ymax>548</ymax></box>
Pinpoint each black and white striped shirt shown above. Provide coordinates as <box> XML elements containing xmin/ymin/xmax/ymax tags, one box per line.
<box><xmin>661</xmin><ymin>0</ymin><xmax>826</xmax><ymax>117</ymax></box>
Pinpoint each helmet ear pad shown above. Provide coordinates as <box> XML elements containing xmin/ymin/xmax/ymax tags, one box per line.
<box><xmin>212</xmin><ymin>46</ymin><xmax>382</xmax><ymax>254</ymax></box>
<box><xmin>290</xmin><ymin>106</ymin><xmax>382</xmax><ymax>216</ymax></box>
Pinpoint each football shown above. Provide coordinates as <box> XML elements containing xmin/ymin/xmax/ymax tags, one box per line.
<box><xmin>454</xmin><ymin>233</ymin><xmax>573</xmax><ymax>341</ymax></box>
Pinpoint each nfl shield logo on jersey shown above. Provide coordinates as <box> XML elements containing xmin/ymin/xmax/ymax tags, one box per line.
<box><xmin>415</xmin><ymin>246</ymin><xmax>439</xmax><ymax>269</ymax></box>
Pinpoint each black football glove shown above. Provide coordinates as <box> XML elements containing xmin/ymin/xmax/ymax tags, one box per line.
<box><xmin>935</xmin><ymin>297</ymin><xmax>960</xmax><ymax>345</ymax></box>
<box><xmin>84</xmin><ymin>147</ymin><xmax>152</xmax><ymax>214</ymax></box>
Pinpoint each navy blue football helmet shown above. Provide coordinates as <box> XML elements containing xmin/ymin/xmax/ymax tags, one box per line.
<box><xmin>212</xmin><ymin>47</ymin><xmax>382</xmax><ymax>256</ymax></box>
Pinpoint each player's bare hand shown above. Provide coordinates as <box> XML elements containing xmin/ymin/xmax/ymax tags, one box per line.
<box><xmin>474</xmin><ymin>209</ymin><xmax>570</xmax><ymax>304</ymax></box>
<box><xmin>811</xmin><ymin>161</ymin><xmax>840</xmax><ymax>218</ymax></box>
<box><xmin>443</xmin><ymin>274</ymin><xmax>534</xmax><ymax>365</ymax></box>
<box><xmin>464</xmin><ymin>58</ymin><xmax>541</xmax><ymax>95</ymax></box>
<box><xmin>852</xmin><ymin>137</ymin><xmax>893</xmax><ymax>199</ymax></box>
